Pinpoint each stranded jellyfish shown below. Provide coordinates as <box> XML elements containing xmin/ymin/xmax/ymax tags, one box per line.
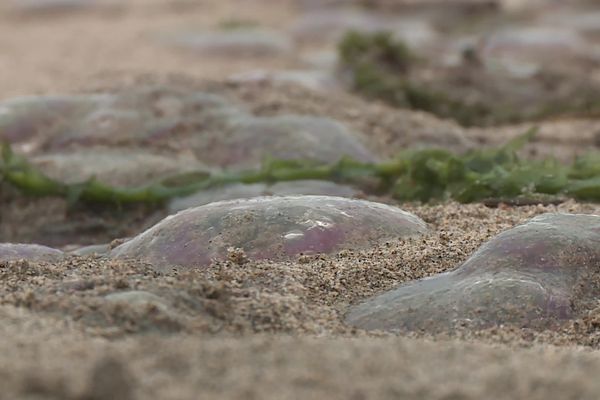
<box><xmin>191</xmin><ymin>115</ymin><xmax>378</xmax><ymax>169</ymax></box>
<box><xmin>0</xmin><ymin>243</ymin><xmax>65</xmax><ymax>262</ymax></box>
<box><xmin>0</xmin><ymin>87</ymin><xmax>376</xmax><ymax>170</ymax></box>
<box><xmin>112</xmin><ymin>196</ymin><xmax>427</xmax><ymax>270</ymax></box>
<box><xmin>0</xmin><ymin>87</ymin><xmax>234</xmax><ymax>152</ymax></box>
<box><xmin>346</xmin><ymin>213</ymin><xmax>600</xmax><ymax>333</ymax></box>
<box><xmin>168</xmin><ymin>180</ymin><xmax>360</xmax><ymax>213</ymax></box>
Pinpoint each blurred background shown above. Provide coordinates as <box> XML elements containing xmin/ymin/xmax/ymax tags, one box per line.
<box><xmin>2</xmin><ymin>0</ymin><xmax>599</xmax><ymax>105</ymax></box>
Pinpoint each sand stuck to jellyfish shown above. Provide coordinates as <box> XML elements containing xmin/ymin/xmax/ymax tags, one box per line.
<box><xmin>0</xmin><ymin>88</ymin><xmax>237</xmax><ymax>150</ymax></box>
<box><xmin>112</xmin><ymin>195</ymin><xmax>427</xmax><ymax>270</ymax></box>
<box><xmin>0</xmin><ymin>87</ymin><xmax>377</xmax><ymax>171</ymax></box>
<box><xmin>190</xmin><ymin>114</ymin><xmax>378</xmax><ymax>169</ymax></box>
<box><xmin>0</xmin><ymin>243</ymin><xmax>65</xmax><ymax>262</ymax></box>
<box><xmin>346</xmin><ymin>213</ymin><xmax>600</xmax><ymax>333</ymax></box>
<box><xmin>161</xmin><ymin>29</ymin><xmax>294</xmax><ymax>57</ymax></box>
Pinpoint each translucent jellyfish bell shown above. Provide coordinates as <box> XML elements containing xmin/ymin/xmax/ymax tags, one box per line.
<box><xmin>0</xmin><ymin>243</ymin><xmax>65</xmax><ymax>262</ymax></box>
<box><xmin>346</xmin><ymin>213</ymin><xmax>600</xmax><ymax>333</ymax></box>
<box><xmin>112</xmin><ymin>196</ymin><xmax>427</xmax><ymax>270</ymax></box>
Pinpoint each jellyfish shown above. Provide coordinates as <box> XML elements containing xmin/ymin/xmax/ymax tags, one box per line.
<box><xmin>190</xmin><ymin>115</ymin><xmax>378</xmax><ymax>169</ymax></box>
<box><xmin>346</xmin><ymin>213</ymin><xmax>600</xmax><ymax>333</ymax></box>
<box><xmin>0</xmin><ymin>243</ymin><xmax>65</xmax><ymax>262</ymax></box>
<box><xmin>112</xmin><ymin>195</ymin><xmax>427</xmax><ymax>270</ymax></box>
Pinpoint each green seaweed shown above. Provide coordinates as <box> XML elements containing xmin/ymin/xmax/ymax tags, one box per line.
<box><xmin>5</xmin><ymin>128</ymin><xmax>600</xmax><ymax>205</ymax></box>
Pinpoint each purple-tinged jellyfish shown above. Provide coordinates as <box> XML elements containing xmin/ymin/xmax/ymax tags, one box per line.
<box><xmin>0</xmin><ymin>243</ymin><xmax>65</xmax><ymax>262</ymax></box>
<box><xmin>346</xmin><ymin>213</ymin><xmax>600</xmax><ymax>333</ymax></box>
<box><xmin>0</xmin><ymin>87</ymin><xmax>377</xmax><ymax>171</ymax></box>
<box><xmin>191</xmin><ymin>115</ymin><xmax>378</xmax><ymax>169</ymax></box>
<box><xmin>112</xmin><ymin>196</ymin><xmax>427</xmax><ymax>270</ymax></box>
<box><xmin>0</xmin><ymin>94</ymin><xmax>104</xmax><ymax>152</ymax></box>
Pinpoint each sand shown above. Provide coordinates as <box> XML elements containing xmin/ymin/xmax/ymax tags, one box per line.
<box><xmin>3</xmin><ymin>200</ymin><xmax>600</xmax><ymax>399</ymax></box>
<box><xmin>2</xmin><ymin>0</ymin><xmax>600</xmax><ymax>399</ymax></box>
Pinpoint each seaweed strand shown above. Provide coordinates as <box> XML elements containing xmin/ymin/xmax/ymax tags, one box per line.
<box><xmin>5</xmin><ymin>129</ymin><xmax>600</xmax><ymax>205</ymax></box>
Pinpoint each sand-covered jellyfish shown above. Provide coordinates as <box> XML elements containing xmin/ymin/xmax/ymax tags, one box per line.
<box><xmin>346</xmin><ymin>213</ymin><xmax>600</xmax><ymax>333</ymax></box>
<box><xmin>47</xmin><ymin>87</ymin><xmax>238</xmax><ymax>148</ymax></box>
<box><xmin>111</xmin><ymin>196</ymin><xmax>427</xmax><ymax>270</ymax></box>
<box><xmin>0</xmin><ymin>94</ymin><xmax>106</xmax><ymax>151</ymax></box>
<box><xmin>0</xmin><ymin>87</ymin><xmax>376</xmax><ymax>171</ymax></box>
<box><xmin>0</xmin><ymin>243</ymin><xmax>65</xmax><ymax>262</ymax></box>
<box><xmin>190</xmin><ymin>115</ymin><xmax>378</xmax><ymax>169</ymax></box>
<box><xmin>0</xmin><ymin>87</ymin><xmax>238</xmax><ymax>151</ymax></box>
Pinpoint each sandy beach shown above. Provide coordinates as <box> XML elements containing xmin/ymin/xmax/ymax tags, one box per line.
<box><xmin>2</xmin><ymin>0</ymin><xmax>600</xmax><ymax>398</ymax></box>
